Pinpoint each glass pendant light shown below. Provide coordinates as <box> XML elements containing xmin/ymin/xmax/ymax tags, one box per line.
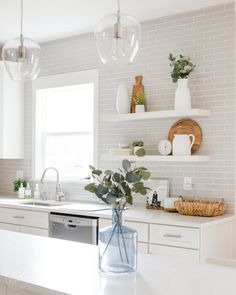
<box><xmin>2</xmin><ymin>0</ymin><xmax>41</xmax><ymax>81</ymax></box>
<box><xmin>95</xmin><ymin>0</ymin><xmax>141</xmax><ymax>66</ymax></box>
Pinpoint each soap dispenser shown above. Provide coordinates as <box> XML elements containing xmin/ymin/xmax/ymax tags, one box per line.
<box><xmin>25</xmin><ymin>183</ymin><xmax>32</xmax><ymax>199</ymax></box>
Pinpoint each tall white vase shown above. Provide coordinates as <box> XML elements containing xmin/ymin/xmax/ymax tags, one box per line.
<box><xmin>116</xmin><ymin>84</ymin><xmax>130</xmax><ymax>114</ymax></box>
<box><xmin>174</xmin><ymin>78</ymin><xmax>191</xmax><ymax>110</ymax></box>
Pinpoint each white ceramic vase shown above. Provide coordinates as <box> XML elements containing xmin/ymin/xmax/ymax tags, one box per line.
<box><xmin>135</xmin><ymin>105</ymin><xmax>145</xmax><ymax>113</ymax></box>
<box><xmin>116</xmin><ymin>84</ymin><xmax>130</xmax><ymax>114</ymax></box>
<box><xmin>174</xmin><ymin>78</ymin><xmax>191</xmax><ymax>110</ymax></box>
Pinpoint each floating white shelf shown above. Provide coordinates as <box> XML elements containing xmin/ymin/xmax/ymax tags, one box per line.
<box><xmin>101</xmin><ymin>155</ymin><xmax>211</xmax><ymax>162</ymax></box>
<box><xmin>101</xmin><ymin>109</ymin><xmax>211</xmax><ymax>122</ymax></box>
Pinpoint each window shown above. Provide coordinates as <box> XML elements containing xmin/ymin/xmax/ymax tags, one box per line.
<box><xmin>33</xmin><ymin>70</ymin><xmax>98</xmax><ymax>181</ymax></box>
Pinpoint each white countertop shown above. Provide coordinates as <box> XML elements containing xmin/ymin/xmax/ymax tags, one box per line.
<box><xmin>0</xmin><ymin>196</ymin><xmax>234</xmax><ymax>228</ymax></box>
<box><xmin>0</xmin><ymin>229</ymin><xmax>235</xmax><ymax>295</ymax></box>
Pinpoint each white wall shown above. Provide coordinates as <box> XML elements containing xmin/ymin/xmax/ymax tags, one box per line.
<box><xmin>0</xmin><ymin>3</ymin><xmax>235</xmax><ymax>212</ymax></box>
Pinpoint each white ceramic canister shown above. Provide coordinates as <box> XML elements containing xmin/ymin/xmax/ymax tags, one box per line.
<box><xmin>164</xmin><ymin>197</ymin><xmax>181</xmax><ymax>212</ymax></box>
<box><xmin>172</xmin><ymin>134</ymin><xmax>195</xmax><ymax>156</ymax></box>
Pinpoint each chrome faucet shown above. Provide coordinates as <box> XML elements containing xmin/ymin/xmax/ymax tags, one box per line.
<box><xmin>40</xmin><ymin>167</ymin><xmax>65</xmax><ymax>202</ymax></box>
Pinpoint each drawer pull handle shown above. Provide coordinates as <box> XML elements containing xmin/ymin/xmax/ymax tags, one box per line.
<box><xmin>13</xmin><ymin>216</ymin><xmax>25</xmax><ymax>219</ymax></box>
<box><xmin>163</xmin><ymin>234</ymin><xmax>181</xmax><ymax>239</ymax></box>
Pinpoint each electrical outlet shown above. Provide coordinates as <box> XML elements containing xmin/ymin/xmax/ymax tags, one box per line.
<box><xmin>183</xmin><ymin>177</ymin><xmax>192</xmax><ymax>191</ymax></box>
<box><xmin>16</xmin><ymin>170</ymin><xmax>24</xmax><ymax>179</ymax></box>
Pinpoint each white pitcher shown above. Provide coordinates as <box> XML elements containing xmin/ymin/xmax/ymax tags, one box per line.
<box><xmin>172</xmin><ymin>134</ymin><xmax>195</xmax><ymax>156</ymax></box>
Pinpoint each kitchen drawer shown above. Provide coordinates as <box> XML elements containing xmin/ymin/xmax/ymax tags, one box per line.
<box><xmin>99</xmin><ymin>218</ymin><xmax>148</xmax><ymax>243</ymax></box>
<box><xmin>20</xmin><ymin>226</ymin><xmax>49</xmax><ymax>237</ymax></box>
<box><xmin>0</xmin><ymin>208</ymin><xmax>49</xmax><ymax>229</ymax></box>
<box><xmin>149</xmin><ymin>224</ymin><xmax>200</xmax><ymax>249</ymax></box>
<box><xmin>149</xmin><ymin>244</ymin><xmax>199</xmax><ymax>261</ymax></box>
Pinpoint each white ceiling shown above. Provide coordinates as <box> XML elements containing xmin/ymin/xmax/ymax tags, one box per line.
<box><xmin>0</xmin><ymin>0</ymin><xmax>233</xmax><ymax>45</ymax></box>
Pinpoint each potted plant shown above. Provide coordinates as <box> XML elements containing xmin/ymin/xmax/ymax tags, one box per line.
<box><xmin>169</xmin><ymin>53</ymin><xmax>196</xmax><ymax>110</ymax></box>
<box><xmin>135</xmin><ymin>93</ymin><xmax>145</xmax><ymax>113</ymax></box>
<box><xmin>13</xmin><ymin>178</ymin><xmax>27</xmax><ymax>197</ymax></box>
<box><xmin>132</xmin><ymin>140</ymin><xmax>145</xmax><ymax>157</ymax></box>
<box><xmin>85</xmin><ymin>159</ymin><xmax>151</xmax><ymax>273</ymax></box>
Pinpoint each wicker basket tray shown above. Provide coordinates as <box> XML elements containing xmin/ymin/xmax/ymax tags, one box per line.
<box><xmin>174</xmin><ymin>200</ymin><xmax>227</xmax><ymax>217</ymax></box>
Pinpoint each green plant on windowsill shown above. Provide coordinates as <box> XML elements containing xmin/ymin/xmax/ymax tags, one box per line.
<box><xmin>13</xmin><ymin>178</ymin><xmax>27</xmax><ymax>192</ymax></box>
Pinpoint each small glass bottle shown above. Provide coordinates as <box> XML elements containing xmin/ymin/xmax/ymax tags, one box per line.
<box><xmin>18</xmin><ymin>183</ymin><xmax>25</xmax><ymax>199</ymax></box>
<box><xmin>99</xmin><ymin>208</ymin><xmax>137</xmax><ymax>273</ymax></box>
<box><xmin>24</xmin><ymin>183</ymin><xmax>32</xmax><ymax>199</ymax></box>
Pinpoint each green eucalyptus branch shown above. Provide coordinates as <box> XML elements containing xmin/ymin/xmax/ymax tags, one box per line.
<box><xmin>169</xmin><ymin>53</ymin><xmax>196</xmax><ymax>83</ymax></box>
<box><xmin>85</xmin><ymin>159</ymin><xmax>151</xmax><ymax>209</ymax></box>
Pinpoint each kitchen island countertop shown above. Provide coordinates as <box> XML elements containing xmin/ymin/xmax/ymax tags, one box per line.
<box><xmin>0</xmin><ymin>229</ymin><xmax>235</xmax><ymax>295</ymax></box>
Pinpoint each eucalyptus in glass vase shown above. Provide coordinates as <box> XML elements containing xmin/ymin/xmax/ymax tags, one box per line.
<box><xmin>85</xmin><ymin>159</ymin><xmax>151</xmax><ymax>273</ymax></box>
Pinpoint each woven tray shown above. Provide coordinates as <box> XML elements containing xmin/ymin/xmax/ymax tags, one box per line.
<box><xmin>175</xmin><ymin>200</ymin><xmax>227</xmax><ymax>217</ymax></box>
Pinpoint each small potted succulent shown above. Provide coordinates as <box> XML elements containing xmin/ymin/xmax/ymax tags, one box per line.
<box><xmin>169</xmin><ymin>53</ymin><xmax>196</xmax><ymax>110</ymax></box>
<box><xmin>85</xmin><ymin>159</ymin><xmax>151</xmax><ymax>273</ymax></box>
<box><xmin>132</xmin><ymin>140</ymin><xmax>146</xmax><ymax>157</ymax></box>
<box><xmin>135</xmin><ymin>93</ymin><xmax>145</xmax><ymax>113</ymax></box>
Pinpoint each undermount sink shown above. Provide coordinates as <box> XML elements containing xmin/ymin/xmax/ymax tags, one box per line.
<box><xmin>22</xmin><ymin>202</ymin><xmax>65</xmax><ymax>207</ymax></box>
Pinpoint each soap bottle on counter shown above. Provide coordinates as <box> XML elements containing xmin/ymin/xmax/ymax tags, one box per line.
<box><xmin>33</xmin><ymin>184</ymin><xmax>40</xmax><ymax>199</ymax></box>
<box><xmin>25</xmin><ymin>183</ymin><xmax>32</xmax><ymax>199</ymax></box>
<box><xmin>18</xmin><ymin>183</ymin><xmax>25</xmax><ymax>199</ymax></box>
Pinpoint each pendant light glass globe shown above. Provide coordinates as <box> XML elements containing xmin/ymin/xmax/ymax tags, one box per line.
<box><xmin>95</xmin><ymin>8</ymin><xmax>141</xmax><ymax>66</ymax></box>
<box><xmin>2</xmin><ymin>37</ymin><xmax>41</xmax><ymax>81</ymax></box>
<box><xmin>2</xmin><ymin>0</ymin><xmax>41</xmax><ymax>81</ymax></box>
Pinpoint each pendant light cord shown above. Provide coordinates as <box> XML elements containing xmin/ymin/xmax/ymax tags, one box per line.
<box><xmin>20</xmin><ymin>0</ymin><xmax>23</xmax><ymax>37</ymax></box>
<box><xmin>117</xmin><ymin>0</ymin><xmax>120</xmax><ymax>14</ymax></box>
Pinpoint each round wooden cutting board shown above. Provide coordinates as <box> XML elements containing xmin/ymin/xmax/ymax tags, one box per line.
<box><xmin>168</xmin><ymin>118</ymin><xmax>202</xmax><ymax>154</ymax></box>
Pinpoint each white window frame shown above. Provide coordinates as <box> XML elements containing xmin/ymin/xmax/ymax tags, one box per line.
<box><xmin>32</xmin><ymin>69</ymin><xmax>99</xmax><ymax>182</ymax></box>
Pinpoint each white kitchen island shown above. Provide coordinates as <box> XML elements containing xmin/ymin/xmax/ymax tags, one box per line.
<box><xmin>0</xmin><ymin>229</ymin><xmax>235</xmax><ymax>295</ymax></box>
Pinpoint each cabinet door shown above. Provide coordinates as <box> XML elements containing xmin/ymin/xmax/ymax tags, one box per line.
<box><xmin>0</xmin><ymin>222</ymin><xmax>20</xmax><ymax>232</ymax></box>
<box><xmin>149</xmin><ymin>244</ymin><xmax>199</xmax><ymax>261</ymax></box>
<box><xmin>20</xmin><ymin>226</ymin><xmax>49</xmax><ymax>237</ymax></box>
<box><xmin>0</xmin><ymin>61</ymin><xmax>24</xmax><ymax>159</ymax></box>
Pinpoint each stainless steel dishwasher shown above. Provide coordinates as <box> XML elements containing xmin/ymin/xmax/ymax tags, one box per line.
<box><xmin>49</xmin><ymin>212</ymin><xmax>98</xmax><ymax>245</ymax></box>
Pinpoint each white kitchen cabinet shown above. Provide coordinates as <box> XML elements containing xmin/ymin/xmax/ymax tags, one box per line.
<box><xmin>0</xmin><ymin>208</ymin><xmax>48</xmax><ymax>229</ymax></box>
<box><xmin>0</xmin><ymin>61</ymin><xmax>24</xmax><ymax>159</ymax></box>
<box><xmin>0</xmin><ymin>222</ymin><xmax>20</xmax><ymax>232</ymax></box>
<box><xmin>149</xmin><ymin>244</ymin><xmax>199</xmax><ymax>261</ymax></box>
<box><xmin>149</xmin><ymin>220</ymin><xmax>233</xmax><ymax>261</ymax></box>
<box><xmin>20</xmin><ymin>226</ymin><xmax>48</xmax><ymax>237</ymax></box>
<box><xmin>0</xmin><ymin>208</ymin><xmax>49</xmax><ymax>237</ymax></box>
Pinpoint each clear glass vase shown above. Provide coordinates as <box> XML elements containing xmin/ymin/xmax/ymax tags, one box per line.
<box><xmin>99</xmin><ymin>208</ymin><xmax>137</xmax><ymax>273</ymax></box>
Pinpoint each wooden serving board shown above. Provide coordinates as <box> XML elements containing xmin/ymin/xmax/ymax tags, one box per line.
<box><xmin>168</xmin><ymin>118</ymin><xmax>202</xmax><ymax>154</ymax></box>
